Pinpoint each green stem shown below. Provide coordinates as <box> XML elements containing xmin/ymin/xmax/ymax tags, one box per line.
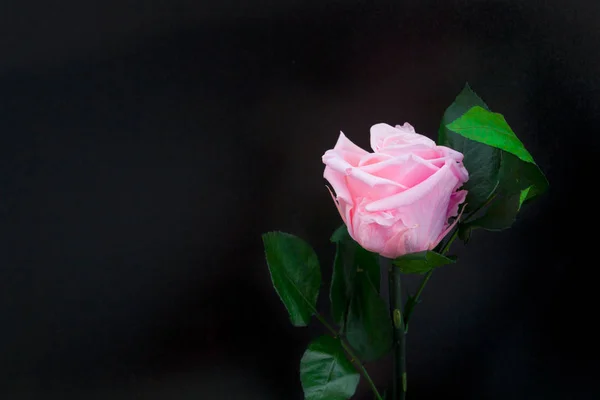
<box><xmin>315</xmin><ymin>313</ymin><xmax>338</xmax><ymax>336</ymax></box>
<box><xmin>385</xmin><ymin>256</ymin><xmax>406</xmax><ymax>400</ymax></box>
<box><xmin>341</xmin><ymin>341</ymin><xmax>383</xmax><ymax>400</ymax></box>
<box><xmin>315</xmin><ymin>313</ymin><xmax>383</xmax><ymax>400</ymax></box>
<box><xmin>440</xmin><ymin>227</ymin><xmax>459</xmax><ymax>255</ymax></box>
<box><xmin>403</xmin><ymin>269</ymin><xmax>433</xmax><ymax>331</ymax></box>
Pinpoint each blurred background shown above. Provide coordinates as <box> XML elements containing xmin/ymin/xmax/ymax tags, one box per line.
<box><xmin>1</xmin><ymin>0</ymin><xmax>598</xmax><ymax>399</ymax></box>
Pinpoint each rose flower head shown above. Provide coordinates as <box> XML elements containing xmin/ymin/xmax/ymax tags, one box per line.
<box><xmin>322</xmin><ymin>123</ymin><xmax>469</xmax><ymax>258</ymax></box>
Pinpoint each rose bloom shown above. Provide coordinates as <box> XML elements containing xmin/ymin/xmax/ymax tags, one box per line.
<box><xmin>322</xmin><ymin>123</ymin><xmax>469</xmax><ymax>258</ymax></box>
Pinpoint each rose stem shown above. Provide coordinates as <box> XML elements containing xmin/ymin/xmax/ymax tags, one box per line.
<box><xmin>383</xmin><ymin>256</ymin><xmax>407</xmax><ymax>400</ymax></box>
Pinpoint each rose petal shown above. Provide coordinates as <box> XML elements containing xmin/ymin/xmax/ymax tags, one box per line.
<box><xmin>430</xmin><ymin>197</ymin><xmax>467</xmax><ymax>250</ymax></box>
<box><xmin>324</xmin><ymin>148</ymin><xmax>406</xmax><ymax>201</ymax></box>
<box><xmin>323</xmin><ymin>165</ymin><xmax>352</xmax><ymax>204</ymax></box>
<box><xmin>381</xmin><ymin>225</ymin><xmax>412</xmax><ymax>258</ymax></box>
<box><xmin>358</xmin><ymin>152</ymin><xmax>393</xmax><ymax>167</ymax></box>
<box><xmin>370</xmin><ymin>123</ymin><xmax>401</xmax><ymax>152</ymax></box>
<box><xmin>382</xmin><ymin>128</ymin><xmax>435</xmax><ymax>150</ymax></box>
<box><xmin>361</xmin><ymin>154</ymin><xmax>438</xmax><ymax>188</ymax></box>
<box><xmin>345</xmin><ymin>167</ymin><xmax>406</xmax><ymax>200</ymax></box>
<box><xmin>447</xmin><ymin>159</ymin><xmax>469</xmax><ymax>183</ymax></box>
<box><xmin>394</xmin><ymin>122</ymin><xmax>417</xmax><ymax>133</ymax></box>
<box><xmin>438</xmin><ymin>145</ymin><xmax>465</xmax><ymax>162</ymax></box>
<box><xmin>351</xmin><ymin>206</ymin><xmax>402</xmax><ymax>254</ymax></box>
<box><xmin>332</xmin><ymin>131</ymin><xmax>369</xmax><ymax>166</ymax></box>
<box><xmin>378</xmin><ymin>143</ymin><xmax>441</xmax><ymax>159</ymax></box>
<box><xmin>366</xmin><ymin>162</ymin><xmax>460</xmax><ymax>252</ymax></box>
<box><xmin>447</xmin><ymin>190</ymin><xmax>467</xmax><ymax>219</ymax></box>
<box><xmin>365</xmin><ymin>161</ymin><xmax>458</xmax><ymax>211</ymax></box>
<box><xmin>326</xmin><ymin>185</ymin><xmax>354</xmax><ymax>233</ymax></box>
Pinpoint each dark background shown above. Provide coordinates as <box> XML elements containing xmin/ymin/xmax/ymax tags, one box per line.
<box><xmin>1</xmin><ymin>1</ymin><xmax>598</xmax><ymax>399</ymax></box>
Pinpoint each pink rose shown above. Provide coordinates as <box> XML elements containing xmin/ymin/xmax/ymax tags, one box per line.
<box><xmin>322</xmin><ymin>123</ymin><xmax>469</xmax><ymax>258</ymax></box>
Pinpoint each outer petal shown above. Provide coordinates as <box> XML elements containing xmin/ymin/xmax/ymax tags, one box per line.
<box><xmin>324</xmin><ymin>165</ymin><xmax>352</xmax><ymax>207</ymax></box>
<box><xmin>438</xmin><ymin>145</ymin><xmax>465</xmax><ymax>162</ymax></box>
<box><xmin>332</xmin><ymin>131</ymin><xmax>369</xmax><ymax>167</ymax></box>
<box><xmin>448</xmin><ymin>159</ymin><xmax>469</xmax><ymax>184</ymax></box>
<box><xmin>447</xmin><ymin>189</ymin><xmax>468</xmax><ymax>219</ymax></box>
<box><xmin>333</xmin><ymin>131</ymin><xmax>368</xmax><ymax>154</ymax></box>
<box><xmin>380</xmin><ymin>223</ymin><xmax>412</xmax><ymax>258</ymax></box>
<box><xmin>366</xmin><ymin>162</ymin><xmax>460</xmax><ymax>252</ymax></box>
<box><xmin>350</xmin><ymin>205</ymin><xmax>404</xmax><ymax>254</ymax></box>
<box><xmin>365</xmin><ymin>161</ymin><xmax>458</xmax><ymax>211</ymax></box>
<box><xmin>438</xmin><ymin>146</ymin><xmax>469</xmax><ymax>183</ymax></box>
<box><xmin>323</xmin><ymin>146</ymin><xmax>356</xmax><ymax>231</ymax></box>
<box><xmin>326</xmin><ymin>185</ymin><xmax>354</xmax><ymax>234</ymax></box>
<box><xmin>430</xmin><ymin>194</ymin><xmax>467</xmax><ymax>250</ymax></box>
<box><xmin>323</xmin><ymin>148</ymin><xmax>405</xmax><ymax>207</ymax></box>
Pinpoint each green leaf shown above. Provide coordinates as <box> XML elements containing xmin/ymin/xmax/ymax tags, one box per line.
<box><xmin>300</xmin><ymin>336</ymin><xmax>360</xmax><ymax>400</ymax></box>
<box><xmin>498</xmin><ymin>152</ymin><xmax>548</xmax><ymax>204</ymax></box>
<box><xmin>330</xmin><ymin>226</ymin><xmax>379</xmax><ymax>324</ymax></box>
<box><xmin>329</xmin><ymin>225</ymin><xmax>392</xmax><ymax>361</ymax></box>
<box><xmin>470</xmin><ymin>152</ymin><xmax>548</xmax><ymax>231</ymax></box>
<box><xmin>441</xmin><ymin>85</ymin><xmax>548</xmax><ymax>235</ymax></box>
<box><xmin>458</xmin><ymin>224</ymin><xmax>472</xmax><ymax>244</ymax></box>
<box><xmin>438</xmin><ymin>83</ymin><xmax>489</xmax><ymax>144</ymax></box>
<box><xmin>446</xmin><ymin>105</ymin><xmax>548</xmax><ymax>204</ymax></box>
<box><xmin>392</xmin><ymin>250</ymin><xmax>455</xmax><ymax>274</ymax></box>
<box><xmin>438</xmin><ymin>84</ymin><xmax>502</xmax><ymax>211</ymax></box>
<box><xmin>262</xmin><ymin>232</ymin><xmax>321</xmax><ymax>327</ymax></box>
<box><xmin>330</xmin><ymin>224</ymin><xmax>349</xmax><ymax>244</ymax></box>
<box><xmin>344</xmin><ymin>274</ymin><xmax>392</xmax><ymax>361</ymax></box>
<box><xmin>447</xmin><ymin>105</ymin><xmax>535</xmax><ymax>164</ymax></box>
<box><xmin>519</xmin><ymin>186</ymin><xmax>532</xmax><ymax>208</ymax></box>
<box><xmin>465</xmin><ymin>192</ymin><xmax>520</xmax><ymax>231</ymax></box>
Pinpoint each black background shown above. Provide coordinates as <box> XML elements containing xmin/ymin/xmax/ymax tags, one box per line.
<box><xmin>2</xmin><ymin>1</ymin><xmax>599</xmax><ymax>399</ymax></box>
